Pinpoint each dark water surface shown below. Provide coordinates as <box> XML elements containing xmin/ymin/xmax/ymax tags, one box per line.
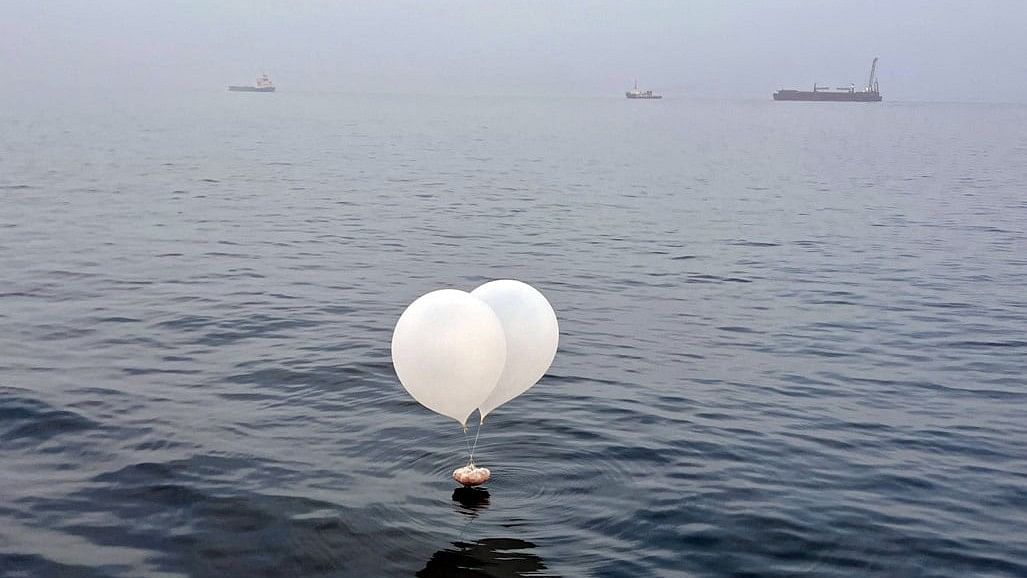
<box><xmin>1</xmin><ymin>94</ymin><xmax>1026</xmax><ymax>577</ymax></box>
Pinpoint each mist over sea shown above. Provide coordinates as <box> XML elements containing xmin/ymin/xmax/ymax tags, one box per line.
<box><xmin>1</xmin><ymin>93</ymin><xmax>1025</xmax><ymax>577</ymax></box>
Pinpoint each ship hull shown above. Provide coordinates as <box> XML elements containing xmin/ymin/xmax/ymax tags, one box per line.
<box><xmin>228</xmin><ymin>86</ymin><xmax>275</xmax><ymax>92</ymax></box>
<box><xmin>626</xmin><ymin>94</ymin><xmax>662</xmax><ymax>99</ymax></box>
<box><xmin>773</xmin><ymin>90</ymin><xmax>880</xmax><ymax>102</ymax></box>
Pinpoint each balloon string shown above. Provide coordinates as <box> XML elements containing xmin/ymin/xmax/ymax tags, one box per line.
<box><xmin>468</xmin><ymin>420</ymin><xmax>483</xmax><ymax>466</ymax></box>
<box><xmin>462</xmin><ymin>425</ymin><xmax>472</xmax><ymax>465</ymax></box>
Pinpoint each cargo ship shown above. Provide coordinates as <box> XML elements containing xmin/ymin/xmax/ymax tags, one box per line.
<box><xmin>774</xmin><ymin>58</ymin><xmax>881</xmax><ymax>102</ymax></box>
<box><xmin>626</xmin><ymin>80</ymin><xmax>662</xmax><ymax>99</ymax></box>
<box><xmin>228</xmin><ymin>74</ymin><xmax>275</xmax><ymax>92</ymax></box>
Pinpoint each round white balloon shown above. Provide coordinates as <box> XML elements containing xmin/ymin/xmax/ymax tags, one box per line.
<box><xmin>391</xmin><ymin>289</ymin><xmax>507</xmax><ymax>427</ymax></box>
<box><xmin>471</xmin><ymin>280</ymin><xmax>559</xmax><ymax>420</ymax></box>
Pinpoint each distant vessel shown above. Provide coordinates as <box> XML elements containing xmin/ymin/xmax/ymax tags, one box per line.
<box><xmin>774</xmin><ymin>57</ymin><xmax>881</xmax><ymax>102</ymax></box>
<box><xmin>626</xmin><ymin>80</ymin><xmax>662</xmax><ymax>99</ymax></box>
<box><xmin>228</xmin><ymin>74</ymin><xmax>275</xmax><ymax>93</ymax></box>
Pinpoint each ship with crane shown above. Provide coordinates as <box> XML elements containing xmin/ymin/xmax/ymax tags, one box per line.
<box><xmin>773</xmin><ymin>57</ymin><xmax>881</xmax><ymax>102</ymax></box>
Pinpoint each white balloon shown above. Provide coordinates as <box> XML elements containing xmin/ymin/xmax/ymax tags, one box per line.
<box><xmin>471</xmin><ymin>280</ymin><xmax>559</xmax><ymax>420</ymax></box>
<box><xmin>391</xmin><ymin>289</ymin><xmax>507</xmax><ymax>427</ymax></box>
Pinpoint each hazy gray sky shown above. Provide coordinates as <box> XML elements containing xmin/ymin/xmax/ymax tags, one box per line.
<box><xmin>3</xmin><ymin>0</ymin><xmax>1026</xmax><ymax>102</ymax></box>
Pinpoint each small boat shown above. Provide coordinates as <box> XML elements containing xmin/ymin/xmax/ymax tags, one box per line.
<box><xmin>228</xmin><ymin>74</ymin><xmax>275</xmax><ymax>93</ymax></box>
<box><xmin>626</xmin><ymin>80</ymin><xmax>662</xmax><ymax>99</ymax></box>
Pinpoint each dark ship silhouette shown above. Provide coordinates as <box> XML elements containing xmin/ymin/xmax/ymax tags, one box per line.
<box><xmin>774</xmin><ymin>58</ymin><xmax>881</xmax><ymax>102</ymax></box>
<box><xmin>228</xmin><ymin>74</ymin><xmax>275</xmax><ymax>93</ymax></box>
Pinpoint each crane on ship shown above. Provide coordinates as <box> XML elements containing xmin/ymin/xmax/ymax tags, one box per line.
<box><xmin>865</xmin><ymin>57</ymin><xmax>879</xmax><ymax>94</ymax></box>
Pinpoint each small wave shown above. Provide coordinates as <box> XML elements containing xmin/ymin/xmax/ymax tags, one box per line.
<box><xmin>0</xmin><ymin>391</ymin><xmax>99</xmax><ymax>446</ymax></box>
<box><xmin>728</xmin><ymin>239</ymin><xmax>780</xmax><ymax>247</ymax></box>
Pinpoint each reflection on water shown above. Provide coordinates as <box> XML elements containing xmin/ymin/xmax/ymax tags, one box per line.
<box><xmin>420</xmin><ymin>490</ymin><xmax>556</xmax><ymax>576</ymax></box>
<box><xmin>418</xmin><ymin>538</ymin><xmax>556</xmax><ymax>578</ymax></box>
<box><xmin>452</xmin><ymin>487</ymin><xmax>491</xmax><ymax>516</ymax></box>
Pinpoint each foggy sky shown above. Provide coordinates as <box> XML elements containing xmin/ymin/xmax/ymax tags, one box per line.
<box><xmin>3</xmin><ymin>0</ymin><xmax>1026</xmax><ymax>102</ymax></box>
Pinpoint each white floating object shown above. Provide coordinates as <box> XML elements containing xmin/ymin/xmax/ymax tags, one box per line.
<box><xmin>391</xmin><ymin>289</ymin><xmax>507</xmax><ymax>427</ymax></box>
<box><xmin>453</xmin><ymin>465</ymin><xmax>491</xmax><ymax>487</ymax></box>
<box><xmin>471</xmin><ymin>280</ymin><xmax>559</xmax><ymax>420</ymax></box>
